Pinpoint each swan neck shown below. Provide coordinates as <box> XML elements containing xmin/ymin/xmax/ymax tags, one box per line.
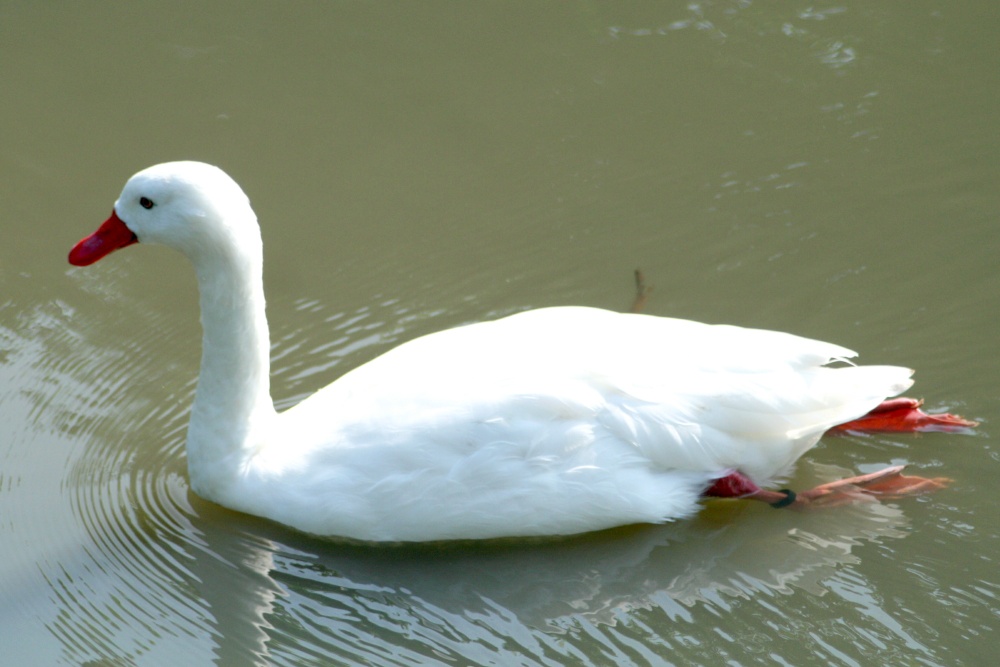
<box><xmin>187</xmin><ymin>242</ymin><xmax>275</xmax><ymax>492</ymax></box>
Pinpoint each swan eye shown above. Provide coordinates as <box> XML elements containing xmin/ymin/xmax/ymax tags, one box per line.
<box><xmin>139</xmin><ymin>197</ymin><xmax>155</xmax><ymax>210</ymax></box>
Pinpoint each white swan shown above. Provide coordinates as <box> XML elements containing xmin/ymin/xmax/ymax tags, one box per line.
<box><xmin>68</xmin><ymin>161</ymin><xmax>968</xmax><ymax>542</ymax></box>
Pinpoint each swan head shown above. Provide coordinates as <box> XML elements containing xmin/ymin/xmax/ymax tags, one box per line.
<box><xmin>69</xmin><ymin>161</ymin><xmax>259</xmax><ymax>267</ymax></box>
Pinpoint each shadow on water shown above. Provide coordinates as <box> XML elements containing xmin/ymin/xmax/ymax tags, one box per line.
<box><xmin>214</xmin><ymin>477</ymin><xmax>909</xmax><ymax>666</ymax></box>
<box><xmin>63</xmin><ymin>444</ymin><xmax>916</xmax><ymax>666</ymax></box>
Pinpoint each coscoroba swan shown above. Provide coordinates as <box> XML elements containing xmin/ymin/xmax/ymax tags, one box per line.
<box><xmin>68</xmin><ymin>162</ymin><xmax>974</xmax><ymax>542</ymax></box>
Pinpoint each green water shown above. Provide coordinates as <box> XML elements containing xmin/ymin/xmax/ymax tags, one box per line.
<box><xmin>2</xmin><ymin>2</ymin><xmax>997</xmax><ymax>665</ymax></box>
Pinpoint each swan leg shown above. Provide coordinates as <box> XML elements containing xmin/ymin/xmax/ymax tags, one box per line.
<box><xmin>704</xmin><ymin>472</ymin><xmax>802</xmax><ymax>507</ymax></box>
<box><xmin>829</xmin><ymin>397</ymin><xmax>978</xmax><ymax>433</ymax></box>
<box><xmin>704</xmin><ymin>466</ymin><xmax>951</xmax><ymax>509</ymax></box>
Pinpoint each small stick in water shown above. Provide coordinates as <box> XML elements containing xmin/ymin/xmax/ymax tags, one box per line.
<box><xmin>630</xmin><ymin>268</ymin><xmax>653</xmax><ymax>313</ymax></box>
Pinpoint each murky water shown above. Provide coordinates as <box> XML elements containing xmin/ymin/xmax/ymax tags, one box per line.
<box><xmin>2</xmin><ymin>2</ymin><xmax>998</xmax><ymax>665</ymax></box>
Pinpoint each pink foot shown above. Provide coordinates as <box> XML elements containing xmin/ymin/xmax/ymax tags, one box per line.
<box><xmin>792</xmin><ymin>465</ymin><xmax>950</xmax><ymax>506</ymax></box>
<box><xmin>704</xmin><ymin>466</ymin><xmax>951</xmax><ymax>509</ymax></box>
<box><xmin>829</xmin><ymin>397</ymin><xmax>978</xmax><ymax>433</ymax></box>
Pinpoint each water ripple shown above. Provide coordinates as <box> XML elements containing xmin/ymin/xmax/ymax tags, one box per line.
<box><xmin>5</xmin><ymin>278</ymin><xmax>974</xmax><ymax>665</ymax></box>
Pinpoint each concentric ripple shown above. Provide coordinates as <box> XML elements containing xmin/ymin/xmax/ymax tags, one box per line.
<box><xmin>19</xmin><ymin>297</ymin><xmax>220</xmax><ymax>664</ymax></box>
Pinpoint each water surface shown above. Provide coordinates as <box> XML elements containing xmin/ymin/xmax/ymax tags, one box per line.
<box><xmin>2</xmin><ymin>2</ymin><xmax>997</xmax><ymax>665</ymax></box>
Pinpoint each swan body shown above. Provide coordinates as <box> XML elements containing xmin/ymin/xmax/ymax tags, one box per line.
<box><xmin>69</xmin><ymin>161</ymin><xmax>916</xmax><ymax>542</ymax></box>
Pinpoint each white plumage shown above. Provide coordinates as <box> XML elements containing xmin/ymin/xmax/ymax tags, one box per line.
<box><xmin>69</xmin><ymin>161</ymin><xmax>914</xmax><ymax>542</ymax></box>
